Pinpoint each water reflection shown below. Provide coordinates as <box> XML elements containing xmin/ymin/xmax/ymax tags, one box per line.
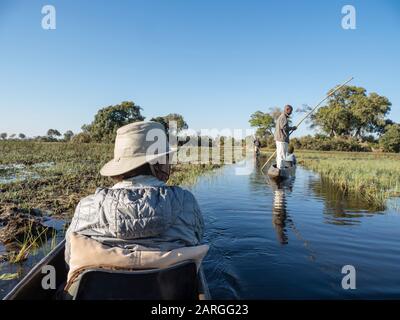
<box><xmin>268</xmin><ymin>175</ymin><xmax>295</xmax><ymax>245</ymax></box>
<box><xmin>198</xmin><ymin>157</ymin><xmax>400</xmax><ymax>299</ymax></box>
<box><xmin>309</xmin><ymin>177</ymin><xmax>384</xmax><ymax>226</ymax></box>
<box><xmin>251</xmin><ymin>156</ymin><xmax>296</xmax><ymax>245</ymax></box>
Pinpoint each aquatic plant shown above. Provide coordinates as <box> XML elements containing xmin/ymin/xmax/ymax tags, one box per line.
<box><xmin>8</xmin><ymin>222</ymin><xmax>52</xmax><ymax>263</ymax></box>
<box><xmin>295</xmin><ymin>151</ymin><xmax>400</xmax><ymax>209</ymax></box>
<box><xmin>0</xmin><ymin>141</ymin><xmax>225</xmax><ymax>219</ymax></box>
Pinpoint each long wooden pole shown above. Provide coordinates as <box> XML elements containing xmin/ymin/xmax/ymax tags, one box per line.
<box><xmin>261</xmin><ymin>77</ymin><xmax>354</xmax><ymax>172</ymax></box>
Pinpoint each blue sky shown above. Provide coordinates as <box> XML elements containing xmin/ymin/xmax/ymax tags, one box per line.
<box><xmin>0</xmin><ymin>0</ymin><xmax>399</xmax><ymax>137</ymax></box>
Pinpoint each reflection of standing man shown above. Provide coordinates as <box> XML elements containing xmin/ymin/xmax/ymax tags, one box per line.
<box><xmin>274</xmin><ymin>105</ymin><xmax>297</xmax><ymax>169</ymax></box>
<box><xmin>272</xmin><ymin>189</ymin><xmax>288</xmax><ymax>245</ymax></box>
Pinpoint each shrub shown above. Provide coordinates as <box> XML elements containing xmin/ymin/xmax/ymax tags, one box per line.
<box><xmin>291</xmin><ymin>135</ymin><xmax>370</xmax><ymax>152</ymax></box>
<box><xmin>380</xmin><ymin>124</ymin><xmax>400</xmax><ymax>153</ymax></box>
<box><xmin>71</xmin><ymin>132</ymin><xmax>92</xmax><ymax>144</ymax></box>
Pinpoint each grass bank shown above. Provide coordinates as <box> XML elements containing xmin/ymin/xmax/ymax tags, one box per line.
<box><xmin>0</xmin><ymin>141</ymin><xmax>232</xmax><ymax>267</ymax></box>
<box><xmin>0</xmin><ymin>141</ymin><xmax>224</xmax><ymax>219</ymax></box>
<box><xmin>261</xmin><ymin>148</ymin><xmax>400</xmax><ymax>208</ymax></box>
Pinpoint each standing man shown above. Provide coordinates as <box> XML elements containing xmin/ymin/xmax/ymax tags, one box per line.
<box><xmin>274</xmin><ymin>105</ymin><xmax>297</xmax><ymax>169</ymax></box>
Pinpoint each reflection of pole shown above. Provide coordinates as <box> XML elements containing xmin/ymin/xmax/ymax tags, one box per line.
<box><xmin>261</xmin><ymin>77</ymin><xmax>354</xmax><ymax>172</ymax></box>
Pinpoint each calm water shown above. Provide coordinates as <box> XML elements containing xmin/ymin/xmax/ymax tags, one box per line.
<box><xmin>1</xmin><ymin>158</ymin><xmax>399</xmax><ymax>299</ymax></box>
<box><xmin>192</xmin><ymin>158</ymin><xmax>400</xmax><ymax>299</ymax></box>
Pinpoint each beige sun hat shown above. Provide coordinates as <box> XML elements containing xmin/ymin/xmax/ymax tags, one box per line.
<box><xmin>100</xmin><ymin>121</ymin><xmax>175</xmax><ymax>177</ymax></box>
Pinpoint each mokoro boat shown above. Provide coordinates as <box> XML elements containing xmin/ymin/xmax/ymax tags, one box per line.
<box><xmin>3</xmin><ymin>239</ymin><xmax>211</xmax><ymax>300</ymax></box>
<box><xmin>267</xmin><ymin>162</ymin><xmax>296</xmax><ymax>181</ymax></box>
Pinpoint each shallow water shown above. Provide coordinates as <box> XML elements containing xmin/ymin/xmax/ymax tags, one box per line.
<box><xmin>0</xmin><ymin>219</ymin><xmax>65</xmax><ymax>298</ymax></box>
<box><xmin>0</xmin><ymin>162</ymin><xmax>54</xmax><ymax>184</ymax></box>
<box><xmin>1</xmin><ymin>158</ymin><xmax>399</xmax><ymax>299</ymax></box>
<box><xmin>191</xmin><ymin>158</ymin><xmax>400</xmax><ymax>299</ymax></box>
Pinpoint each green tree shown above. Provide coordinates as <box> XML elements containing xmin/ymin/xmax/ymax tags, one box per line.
<box><xmin>351</xmin><ymin>92</ymin><xmax>391</xmax><ymax>139</ymax></box>
<box><xmin>63</xmin><ymin>130</ymin><xmax>74</xmax><ymax>142</ymax></box>
<box><xmin>249</xmin><ymin>111</ymin><xmax>275</xmax><ymax>138</ymax></box>
<box><xmin>150</xmin><ymin>116</ymin><xmax>169</xmax><ymax>132</ymax></box>
<box><xmin>376</xmin><ymin>119</ymin><xmax>394</xmax><ymax>137</ymax></box>
<box><xmin>0</xmin><ymin>133</ymin><xmax>7</xmax><ymax>140</ymax></box>
<box><xmin>151</xmin><ymin>113</ymin><xmax>188</xmax><ymax>134</ymax></box>
<box><xmin>18</xmin><ymin>133</ymin><xmax>26</xmax><ymax>139</ymax></box>
<box><xmin>311</xmin><ymin>85</ymin><xmax>391</xmax><ymax>139</ymax></box>
<box><xmin>71</xmin><ymin>132</ymin><xmax>91</xmax><ymax>143</ymax></box>
<box><xmin>47</xmin><ymin>129</ymin><xmax>61</xmax><ymax>139</ymax></box>
<box><xmin>380</xmin><ymin>124</ymin><xmax>400</xmax><ymax>153</ymax></box>
<box><xmin>83</xmin><ymin>101</ymin><xmax>145</xmax><ymax>142</ymax></box>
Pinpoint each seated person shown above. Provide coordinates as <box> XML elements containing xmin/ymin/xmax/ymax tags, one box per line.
<box><xmin>286</xmin><ymin>145</ymin><xmax>297</xmax><ymax>166</ymax></box>
<box><xmin>64</xmin><ymin>121</ymin><xmax>205</xmax><ymax>271</ymax></box>
<box><xmin>253</xmin><ymin>137</ymin><xmax>261</xmax><ymax>155</ymax></box>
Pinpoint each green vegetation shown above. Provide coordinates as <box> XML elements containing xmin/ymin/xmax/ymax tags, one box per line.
<box><xmin>1</xmin><ymin>101</ymin><xmax>189</xmax><ymax>147</ymax></box>
<box><xmin>311</xmin><ymin>85</ymin><xmax>391</xmax><ymax>139</ymax></box>
<box><xmin>151</xmin><ymin>113</ymin><xmax>188</xmax><ymax>134</ymax></box>
<box><xmin>249</xmin><ymin>110</ymin><xmax>275</xmax><ymax>138</ymax></box>
<box><xmin>0</xmin><ymin>273</ymin><xmax>19</xmax><ymax>281</ymax></box>
<box><xmin>294</xmin><ymin>150</ymin><xmax>400</xmax><ymax>208</ymax></box>
<box><xmin>8</xmin><ymin>224</ymin><xmax>55</xmax><ymax>264</ymax></box>
<box><xmin>0</xmin><ymin>141</ymin><xmax>224</xmax><ymax>264</ymax></box>
<box><xmin>291</xmin><ymin>135</ymin><xmax>371</xmax><ymax>152</ymax></box>
<box><xmin>0</xmin><ymin>140</ymin><xmax>222</xmax><ymax>218</ymax></box>
<box><xmin>81</xmin><ymin>101</ymin><xmax>145</xmax><ymax>143</ymax></box>
<box><xmin>250</xmin><ymin>84</ymin><xmax>399</xmax><ymax>153</ymax></box>
<box><xmin>167</xmin><ymin>163</ymin><xmax>220</xmax><ymax>186</ymax></box>
<box><xmin>380</xmin><ymin>124</ymin><xmax>400</xmax><ymax>153</ymax></box>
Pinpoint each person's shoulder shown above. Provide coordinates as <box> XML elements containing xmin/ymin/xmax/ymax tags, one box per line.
<box><xmin>76</xmin><ymin>187</ymin><xmax>111</xmax><ymax>207</ymax></box>
<box><xmin>166</xmin><ymin>185</ymin><xmax>194</xmax><ymax>197</ymax></box>
<box><xmin>166</xmin><ymin>186</ymin><xmax>199</xmax><ymax>203</ymax></box>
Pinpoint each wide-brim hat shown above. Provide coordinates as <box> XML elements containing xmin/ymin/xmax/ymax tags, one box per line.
<box><xmin>100</xmin><ymin>121</ymin><xmax>176</xmax><ymax>177</ymax></box>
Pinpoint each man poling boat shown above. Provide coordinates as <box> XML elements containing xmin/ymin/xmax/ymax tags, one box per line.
<box><xmin>262</xmin><ymin>77</ymin><xmax>354</xmax><ymax>179</ymax></box>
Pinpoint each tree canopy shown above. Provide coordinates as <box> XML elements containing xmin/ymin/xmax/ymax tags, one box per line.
<box><xmin>82</xmin><ymin>101</ymin><xmax>145</xmax><ymax>142</ymax></box>
<box><xmin>249</xmin><ymin>110</ymin><xmax>275</xmax><ymax>138</ymax></box>
<box><xmin>380</xmin><ymin>124</ymin><xmax>400</xmax><ymax>153</ymax></box>
<box><xmin>151</xmin><ymin>113</ymin><xmax>188</xmax><ymax>134</ymax></box>
<box><xmin>64</xmin><ymin>130</ymin><xmax>74</xmax><ymax>141</ymax></box>
<box><xmin>47</xmin><ymin>129</ymin><xmax>61</xmax><ymax>138</ymax></box>
<box><xmin>311</xmin><ymin>85</ymin><xmax>391</xmax><ymax>139</ymax></box>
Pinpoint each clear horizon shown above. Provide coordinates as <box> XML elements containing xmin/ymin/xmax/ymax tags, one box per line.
<box><xmin>0</xmin><ymin>0</ymin><xmax>399</xmax><ymax>138</ymax></box>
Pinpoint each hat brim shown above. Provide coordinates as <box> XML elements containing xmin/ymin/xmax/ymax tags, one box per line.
<box><xmin>100</xmin><ymin>148</ymin><xmax>176</xmax><ymax>177</ymax></box>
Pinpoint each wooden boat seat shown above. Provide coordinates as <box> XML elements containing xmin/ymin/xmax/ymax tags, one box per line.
<box><xmin>70</xmin><ymin>261</ymin><xmax>199</xmax><ymax>300</ymax></box>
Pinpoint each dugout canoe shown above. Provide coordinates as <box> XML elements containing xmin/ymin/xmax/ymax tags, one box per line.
<box><xmin>3</xmin><ymin>240</ymin><xmax>210</xmax><ymax>300</ymax></box>
<box><xmin>267</xmin><ymin>162</ymin><xmax>296</xmax><ymax>181</ymax></box>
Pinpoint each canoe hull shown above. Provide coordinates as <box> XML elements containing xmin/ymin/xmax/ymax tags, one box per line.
<box><xmin>3</xmin><ymin>239</ymin><xmax>210</xmax><ymax>300</ymax></box>
<box><xmin>267</xmin><ymin>162</ymin><xmax>296</xmax><ymax>181</ymax></box>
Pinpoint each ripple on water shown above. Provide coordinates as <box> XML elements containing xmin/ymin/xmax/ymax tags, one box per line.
<box><xmin>193</xmin><ymin>160</ymin><xmax>400</xmax><ymax>299</ymax></box>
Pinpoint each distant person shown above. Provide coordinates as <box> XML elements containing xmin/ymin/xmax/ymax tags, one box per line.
<box><xmin>286</xmin><ymin>145</ymin><xmax>297</xmax><ymax>166</ymax></box>
<box><xmin>253</xmin><ymin>137</ymin><xmax>261</xmax><ymax>156</ymax></box>
<box><xmin>65</xmin><ymin>121</ymin><xmax>205</xmax><ymax>266</ymax></box>
<box><xmin>274</xmin><ymin>105</ymin><xmax>297</xmax><ymax>169</ymax></box>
